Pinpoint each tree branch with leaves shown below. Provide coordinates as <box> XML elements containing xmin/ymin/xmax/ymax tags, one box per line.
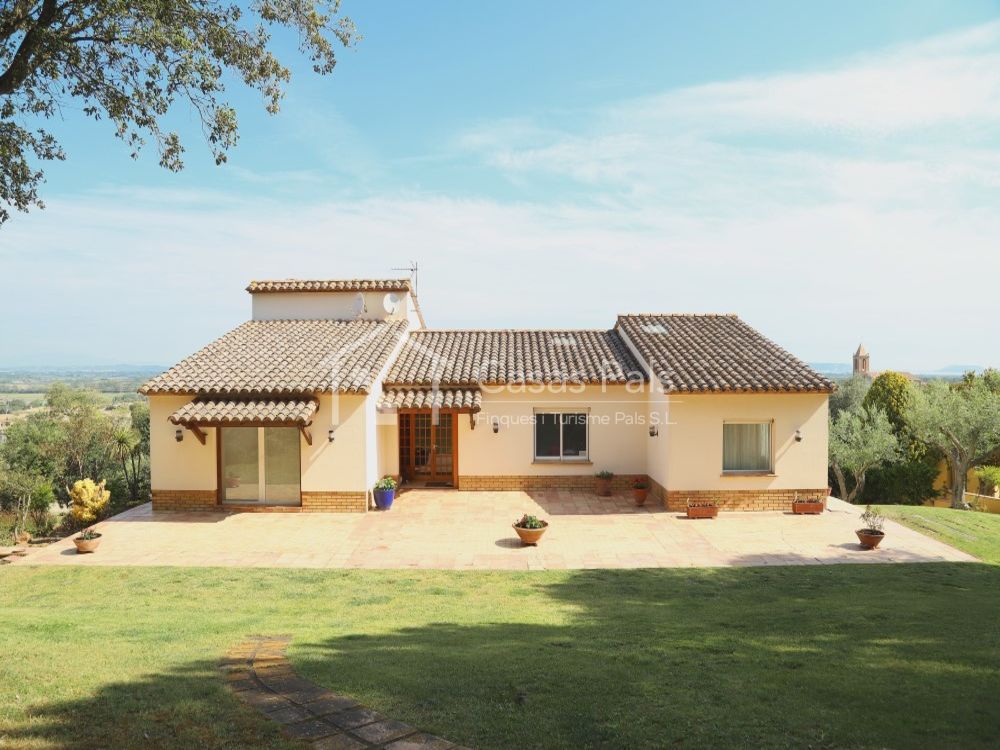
<box><xmin>0</xmin><ymin>0</ymin><xmax>356</xmax><ymax>223</ymax></box>
<box><xmin>829</xmin><ymin>407</ymin><xmax>899</xmax><ymax>504</ymax></box>
<box><xmin>908</xmin><ymin>378</ymin><xmax>1000</xmax><ymax>509</ymax></box>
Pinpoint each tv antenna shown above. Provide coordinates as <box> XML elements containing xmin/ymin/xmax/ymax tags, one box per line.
<box><xmin>392</xmin><ymin>261</ymin><xmax>419</xmax><ymax>295</ymax></box>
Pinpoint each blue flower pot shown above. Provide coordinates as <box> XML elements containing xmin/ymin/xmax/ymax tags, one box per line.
<box><xmin>373</xmin><ymin>488</ymin><xmax>396</xmax><ymax>510</ymax></box>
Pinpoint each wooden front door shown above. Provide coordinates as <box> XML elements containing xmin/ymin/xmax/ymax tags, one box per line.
<box><xmin>399</xmin><ymin>411</ymin><xmax>457</xmax><ymax>486</ymax></box>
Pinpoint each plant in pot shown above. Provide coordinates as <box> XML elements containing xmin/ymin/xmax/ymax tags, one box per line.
<box><xmin>856</xmin><ymin>505</ymin><xmax>886</xmax><ymax>549</ymax></box>
<box><xmin>74</xmin><ymin>528</ymin><xmax>102</xmax><ymax>554</ymax></box>
<box><xmin>632</xmin><ymin>478</ymin><xmax>649</xmax><ymax>506</ymax></box>
<box><xmin>595</xmin><ymin>470</ymin><xmax>614</xmax><ymax>497</ymax></box>
<box><xmin>373</xmin><ymin>476</ymin><xmax>398</xmax><ymax>510</ymax></box>
<box><xmin>686</xmin><ymin>501</ymin><xmax>718</xmax><ymax>519</ymax></box>
<box><xmin>513</xmin><ymin>513</ymin><xmax>548</xmax><ymax>545</ymax></box>
<box><xmin>792</xmin><ymin>493</ymin><xmax>826</xmax><ymax>515</ymax></box>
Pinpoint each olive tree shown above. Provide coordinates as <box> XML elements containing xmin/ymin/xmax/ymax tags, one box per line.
<box><xmin>0</xmin><ymin>1</ymin><xmax>356</xmax><ymax>223</ymax></box>
<box><xmin>829</xmin><ymin>407</ymin><xmax>899</xmax><ymax>504</ymax></box>
<box><xmin>909</xmin><ymin>379</ymin><xmax>1000</xmax><ymax>509</ymax></box>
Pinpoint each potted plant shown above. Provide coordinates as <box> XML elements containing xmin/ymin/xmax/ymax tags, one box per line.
<box><xmin>73</xmin><ymin>528</ymin><xmax>102</xmax><ymax>554</ymax></box>
<box><xmin>632</xmin><ymin>478</ymin><xmax>649</xmax><ymax>506</ymax></box>
<box><xmin>595</xmin><ymin>470</ymin><xmax>614</xmax><ymax>497</ymax></box>
<box><xmin>792</xmin><ymin>493</ymin><xmax>826</xmax><ymax>515</ymax></box>
<box><xmin>856</xmin><ymin>505</ymin><xmax>885</xmax><ymax>549</ymax></box>
<box><xmin>513</xmin><ymin>514</ymin><xmax>548</xmax><ymax>545</ymax></box>
<box><xmin>686</xmin><ymin>501</ymin><xmax>718</xmax><ymax>519</ymax></box>
<box><xmin>373</xmin><ymin>476</ymin><xmax>398</xmax><ymax>510</ymax></box>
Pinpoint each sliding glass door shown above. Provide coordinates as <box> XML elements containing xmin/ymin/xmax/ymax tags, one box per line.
<box><xmin>220</xmin><ymin>427</ymin><xmax>301</xmax><ymax>505</ymax></box>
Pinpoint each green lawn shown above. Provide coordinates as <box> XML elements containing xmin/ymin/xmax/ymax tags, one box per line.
<box><xmin>1</xmin><ymin>565</ymin><xmax>998</xmax><ymax>749</ymax></box>
<box><xmin>878</xmin><ymin>505</ymin><xmax>1000</xmax><ymax>564</ymax></box>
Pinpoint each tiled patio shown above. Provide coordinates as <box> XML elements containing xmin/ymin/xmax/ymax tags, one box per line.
<box><xmin>15</xmin><ymin>491</ymin><xmax>975</xmax><ymax>570</ymax></box>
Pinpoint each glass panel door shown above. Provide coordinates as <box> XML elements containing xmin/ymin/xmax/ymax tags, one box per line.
<box><xmin>264</xmin><ymin>427</ymin><xmax>301</xmax><ymax>505</ymax></box>
<box><xmin>220</xmin><ymin>426</ymin><xmax>301</xmax><ymax>505</ymax></box>
<box><xmin>412</xmin><ymin>413</ymin><xmax>432</xmax><ymax>478</ymax></box>
<box><xmin>221</xmin><ymin>427</ymin><xmax>260</xmax><ymax>502</ymax></box>
<box><xmin>432</xmin><ymin>413</ymin><xmax>454</xmax><ymax>481</ymax></box>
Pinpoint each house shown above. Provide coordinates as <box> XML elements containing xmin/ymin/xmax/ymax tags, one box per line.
<box><xmin>141</xmin><ymin>278</ymin><xmax>833</xmax><ymax>512</ymax></box>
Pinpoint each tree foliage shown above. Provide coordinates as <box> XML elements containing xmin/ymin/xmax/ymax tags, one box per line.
<box><xmin>0</xmin><ymin>383</ymin><xmax>146</xmax><ymax>510</ymax></box>
<box><xmin>863</xmin><ymin>371</ymin><xmax>913</xmax><ymax>435</ymax></box>
<box><xmin>0</xmin><ymin>1</ymin><xmax>356</xmax><ymax>223</ymax></box>
<box><xmin>828</xmin><ymin>407</ymin><xmax>899</xmax><ymax>504</ymax></box>
<box><xmin>829</xmin><ymin>375</ymin><xmax>870</xmax><ymax>419</ymax></box>
<box><xmin>909</xmin><ymin>379</ymin><xmax>1000</xmax><ymax>509</ymax></box>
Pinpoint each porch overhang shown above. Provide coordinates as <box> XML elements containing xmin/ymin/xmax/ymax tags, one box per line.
<box><xmin>168</xmin><ymin>397</ymin><xmax>319</xmax><ymax>444</ymax></box>
<box><xmin>378</xmin><ymin>387</ymin><xmax>482</xmax><ymax>413</ymax></box>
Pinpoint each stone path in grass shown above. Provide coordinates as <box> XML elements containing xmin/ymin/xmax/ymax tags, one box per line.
<box><xmin>221</xmin><ymin>636</ymin><xmax>467</xmax><ymax>750</ymax></box>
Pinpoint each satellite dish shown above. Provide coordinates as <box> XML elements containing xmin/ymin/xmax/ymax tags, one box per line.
<box><xmin>383</xmin><ymin>292</ymin><xmax>401</xmax><ymax>314</ymax></box>
<box><xmin>351</xmin><ymin>292</ymin><xmax>367</xmax><ymax>318</ymax></box>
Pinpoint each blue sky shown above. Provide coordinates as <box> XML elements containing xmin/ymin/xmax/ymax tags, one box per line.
<box><xmin>2</xmin><ymin>0</ymin><xmax>999</xmax><ymax>370</ymax></box>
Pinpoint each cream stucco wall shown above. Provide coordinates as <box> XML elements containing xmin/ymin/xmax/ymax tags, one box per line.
<box><xmin>460</xmin><ymin>386</ymin><xmax>648</xmax><ymax>476</ymax></box>
<box><xmin>646</xmin><ymin>382</ymin><xmax>671</xmax><ymax>489</ymax></box>
<box><xmin>301</xmin><ymin>394</ymin><xmax>368</xmax><ymax>492</ymax></box>
<box><xmin>665</xmin><ymin>392</ymin><xmax>829</xmax><ymax>491</ymax></box>
<box><xmin>149</xmin><ymin>395</ymin><xmax>218</xmax><ymax>491</ymax></box>
<box><xmin>377</xmin><ymin>421</ymin><xmax>400</xmax><ymax>478</ymax></box>
<box><xmin>251</xmin><ymin>290</ymin><xmax>419</xmax><ymax>325</ymax></box>
<box><xmin>150</xmin><ymin>393</ymin><xmax>373</xmax><ymax>495</ymax></box>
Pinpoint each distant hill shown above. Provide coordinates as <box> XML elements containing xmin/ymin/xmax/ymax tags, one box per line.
<box><xmin>810</xmin><ymin>362</ymin><xmax>851</xmax><ymax>377</ymax></box>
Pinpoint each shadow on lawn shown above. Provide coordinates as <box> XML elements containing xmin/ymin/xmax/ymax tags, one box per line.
<box><xmin>291</xmin><ymin>563</ymin><xmax>1000</xmax><ymax>750</ymax></box>
<box><xmin>3</xmin><ymin>659</ymin><xmax>298</xmax><ymax>750</ymax></box>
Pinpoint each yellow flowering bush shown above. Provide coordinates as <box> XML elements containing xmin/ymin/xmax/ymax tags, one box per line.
<box><xmin>69</xmin><ymin>479</ymin><xmax>110</xmax><ymax>524</ymax></box>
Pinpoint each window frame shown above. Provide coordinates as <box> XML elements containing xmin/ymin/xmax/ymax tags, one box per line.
<box><xmin>721</xmin><ymin>419</ymin><xmax>774</xmax><ymax>475</ymax></box>
<box><xmin>532</xmin><ymin>408</ymin><xmax>591</xmax><ymax>463</ymax></box>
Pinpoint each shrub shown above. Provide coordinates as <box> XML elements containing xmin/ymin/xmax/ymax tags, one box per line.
<box><xmin>861</xmin><ymin>456</ymin><xmax>940</xmax><ymax>505</ymax></box>
<box><xmin>69</xmin><ymin>479</ymin><xmax>110</xmax><ymax>524</ymax></box>
<box><xmin>514</xmin><ymin>514</ymin><xmax>546</xmax><ymax>529</ymax></box>
<box><xmin>374</xmin><ymin>475</ymin><xmax>398</xmax><ymax>491</ymax></box>
<box><xmin>595</xmin><ymin>470</ymin><xmax>614</xmax><ymax>480</ymax></box>
<box><xmin>859</xmin><ymin>505</ymin><xmax>885</xmax><ymax>533</ymax></box>
<box><xmin>28</xmin><ymin>481</ymin><xmax>55</xmax><ymax>533</ymax></box>
<box><xmin>632</xmin><ymin>478</ymin><xmax>648</xmax><ymax>489</ymax></box>
<box><xmin>975</xmin><ymin>466</ymin><xmax>1000</xmax><ymax>497</ymax></box>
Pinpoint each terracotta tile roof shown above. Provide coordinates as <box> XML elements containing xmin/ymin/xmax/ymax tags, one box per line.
<box><xmin>169</xmin><ymin>398</ymin><xmax>319</xmax><ymax>426</ymax></box>
<box><xmin>384</xmin><ymin>330</ymin><xmax>645</xmax><ymax>386</ymax></box>
<box><xmin>616</xmin><ymin>314</ymin><xmax>834</xmax><ymax>393</ymax></box>
<box><xmin>246</xmin><ymin>279</ymin><xmax>411</xmax><ymax>294</ymax></box>
<box><xmin>140</xmin><ymin>319</ymin><xmax>408</xmax><ymax>396</ymax></box>
<box><xmin>378</xmin><ymin>387</ymin><xmax>482</xmax><ymax>412</ymax></box>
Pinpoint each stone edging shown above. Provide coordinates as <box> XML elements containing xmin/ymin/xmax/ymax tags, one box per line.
<box><xmin>221</xmin><ymin>636</ymin><xmax>468</xmax><ymax>749</ymax></box>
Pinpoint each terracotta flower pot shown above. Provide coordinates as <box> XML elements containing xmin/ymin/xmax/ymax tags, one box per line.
<box><xmin>856</xmin><ymin>529</ymin><xmax>884</xmax><ymax>549</ymax></box>
<box><xmin>595</xmin><ymin>478</ymin><xmax>612</xmax><ymax>497</ymax></box>
<box><xmin>513</xmin><ymin>522</ymin><xmax>548</xmax><ymax>545</ymax></box>
<box><xmin>687</xmin><ymin>504</ymin><xmax>718</xmax><ymax>519</ymax></box>
<box><xmin>633</xmin><ymin>488</ymin><xmax>648</xmax><ymax>506</ymax></box>
<box><xmin>792</xmin><ymin>499</ymin><xmax>826</xmax><ymax>515</ymax></box>
<box><xmin>74</xmin><ymin>533</ymin><xmax>102</xmax><ymax>554</ymax></box>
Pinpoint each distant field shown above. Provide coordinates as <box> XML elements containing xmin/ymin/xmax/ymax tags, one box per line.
<box><xmin>0</xmin><ymin>391</ymin><xmax>134</xmax><ymax>406</ymax></box>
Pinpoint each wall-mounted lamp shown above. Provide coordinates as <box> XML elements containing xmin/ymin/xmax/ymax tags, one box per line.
<box><xmin>492</xmin><ymin>418</ymin><xmax>500</xmax><ymax>434</ymax></box>
<box><xmin>794</xmin><ymin>429</ymin><xmax>803</xmax><ymax>443</ymax></box>
<box><xmin>648</xmin><ymin>425</ymin><xmax>659</xmax><ymax>438</ymax></box>
<box><xmin>175</xmin><ymin>428</ymin><xmax>184</xmax><ymax>443</ymax></box>
<box><xmin>328</xmin><ymin>428</ymin><xmax>336</xmax><ymax>443</ymax></box>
